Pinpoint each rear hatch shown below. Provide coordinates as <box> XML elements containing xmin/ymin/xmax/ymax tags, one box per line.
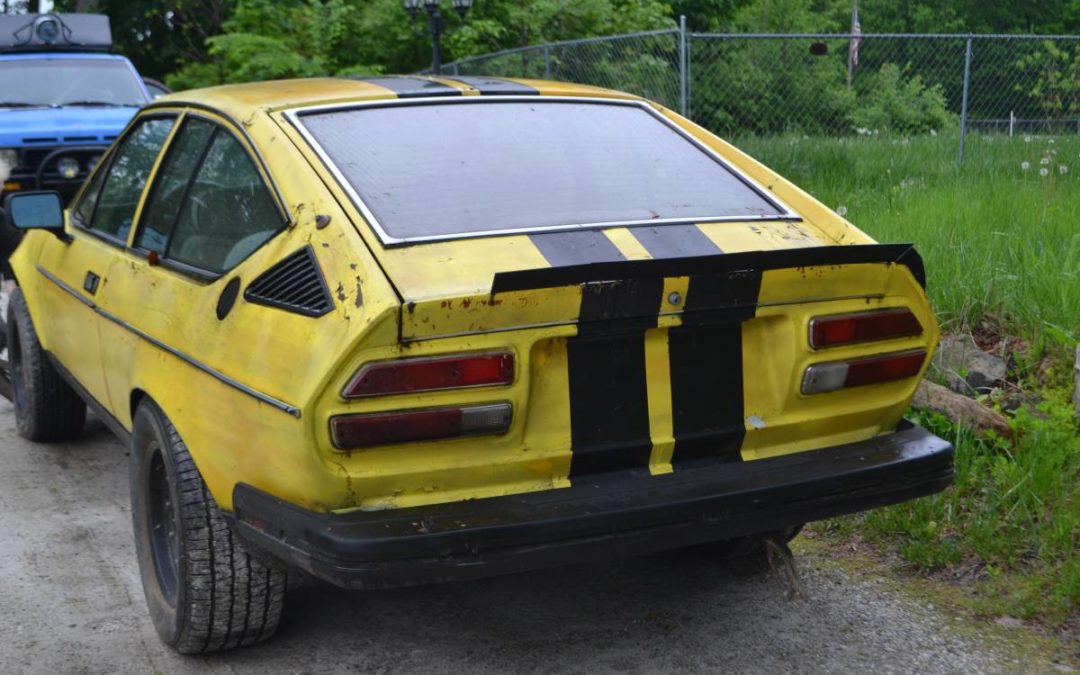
<box><xmin>291</xmin><ymin>94</ymin><xmax>938</xmax><ymax>509</ymax></box>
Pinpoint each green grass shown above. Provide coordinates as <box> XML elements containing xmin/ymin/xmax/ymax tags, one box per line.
<box><xmin>735</xmin><ymin>132</ymin><xmax>1080</xmax><ymax>627</ymax></box>
<box><xmin>737</xmin><ymin>132</ymin><xmax>1080</xmax><ymax>340</ymax></box>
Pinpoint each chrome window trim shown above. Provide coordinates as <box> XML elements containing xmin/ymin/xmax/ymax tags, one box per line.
<box><xmin>282</xmin><ymin>96</ymin><xmax>802</xmax><ymax>248</ymax></box>
<box><xmin>36</xmin><ymin>265</ymin><xmax>301</xmax><ymax>418</ymax></box>
<box><xmin>141</xmin><ymin>101</ymin><xmax>295</xmax><ymax>228</ymax></box>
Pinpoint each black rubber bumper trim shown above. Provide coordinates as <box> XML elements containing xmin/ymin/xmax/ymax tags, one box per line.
<box><xmin>232</xmin><ymin>422</ymin><xmax>952</xmax><ymax>589</ymax></box>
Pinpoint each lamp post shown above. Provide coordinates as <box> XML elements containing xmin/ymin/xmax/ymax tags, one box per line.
<box><xmin>404</xmin><ymin>0</ymin><xmax>473</xmax><ymax>75</ymax></box>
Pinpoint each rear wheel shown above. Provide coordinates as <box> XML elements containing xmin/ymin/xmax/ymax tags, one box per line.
<box><xmin>6</xmin><ymin>288</ymin><xmax>86</xmax><ymax>441</ymax></box>
<box><xmin>130</xmin><ymin>400</ymin><xmax>286</xmax><ymax>653</ymax></box>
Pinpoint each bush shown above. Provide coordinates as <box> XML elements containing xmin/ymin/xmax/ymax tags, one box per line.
<box><xmin>850</xmin><ymin>62</ymin><xmax>955</xmax><ymax>135</ymax></box>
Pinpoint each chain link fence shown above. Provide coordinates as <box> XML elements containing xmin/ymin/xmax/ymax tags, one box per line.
<box><xmin>439</xmin><ymin>26</ymin><xmax>1080</xmax><ymax>163</ymax></box>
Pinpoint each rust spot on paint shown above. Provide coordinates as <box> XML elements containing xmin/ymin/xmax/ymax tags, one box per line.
<box><xmin>354</xmin><ymin>276</ymin><xmax>363</xmax><ymax>308</ymax></box>
<box><xmin>335</xmin><ymin>282</ymin><xmax>346</xmax><ymax>302</ymax></box>
<box><xmin>461</xmin><ymin>298</ymin><xmax>472</xmax><ymax>308</ymax></box>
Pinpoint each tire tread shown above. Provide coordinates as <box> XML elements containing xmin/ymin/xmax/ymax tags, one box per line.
<box><xmin>7</xmin><ymin>289</ymin><xmax>85</xmax><ymax>441</ymax></box>
<box><xmin>136</xmin><ymin>404</ymin><xmax>285</xmax><ymax>654</ymax></box>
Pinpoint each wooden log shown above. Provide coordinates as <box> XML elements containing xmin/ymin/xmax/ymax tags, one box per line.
<box><xmin>912</xmin><ymin>380</ymin><xmax>1012</xmax><ymax>438</ymax></box>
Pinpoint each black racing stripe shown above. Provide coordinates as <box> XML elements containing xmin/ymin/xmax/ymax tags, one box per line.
<box><xmin>630</xmin><ymin>225</ymin><xmax>723</xmax><ymax>259</ymax></box>
<box><xmin>566</xmin><ymin>333</ymin><xmax>654</xmax><ymax>479</ymax></box>
<box><xmin>530</xmin><ymin>230</ymin><xmax>625</xmax><ymax>267</ymax></box>
<box><xmin>566</xmin><ymin>273</ymin><xmax>663</xmax><ymax>479</ymax></box>
<box><xmin>668</xmin><ymin>324</ymin><xmax>745</xmax><ymax>465</ymax></box>
<box><xmin>577</xmin><ymin>278</ymin><xmax>665</xmax><ymax>335</ymax></box>
<box><xmin>442</xmin><ymin>76</ymin><xmax>539</xmax><ymax>95</ymax></box>
<box><xmin>668</xmin><ymin>270</ymin><xmax>762</xmax><ymax>467</ymax></box>
<box><xmin>350</xmin><ymin>76</ymin><xmax>461</xmax><ymax>98</ymax></box>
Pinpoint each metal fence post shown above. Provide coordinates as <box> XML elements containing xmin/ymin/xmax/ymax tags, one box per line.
<box><xmin>544</xmin><ymin>44</ymin><xmax>552</xmax><ymax>79</ymax></box>
<box><xmin>678</xmin><ymin>15</ymin><xmax>688</xmax><ymax>116</ymax></box>
<box><xmin>957</xmin><ymin>35</ymin><xmax>973</xmax><ymax>165</ymax></box>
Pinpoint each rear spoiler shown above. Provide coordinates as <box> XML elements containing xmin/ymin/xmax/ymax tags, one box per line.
<box><xmin>491</xmin><ymin>244</ymin><xmax>926</xmax><ymax>293</ymax></box>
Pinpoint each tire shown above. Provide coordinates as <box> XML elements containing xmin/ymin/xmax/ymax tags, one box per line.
<box><xmin>695</xmin><ymin>524</ymin><xmax>804</xmax><ymax>561</ymax></box>
<box><xmin>130</xmin><ymin>400</ymin><xmax>286</xmax><ymax>653</ymax></box>
<box><xmin>6</xmin><ymin>288</ymin><xmax>86</xmax><ymax>441</ymax></box>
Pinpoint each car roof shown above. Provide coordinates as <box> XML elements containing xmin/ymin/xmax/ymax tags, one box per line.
<box><xmin>149</xmin><ymin>76</ymin><xmax>643</xmax><ymax>119</ymax></box>
<box><xmin>0</xmin><ymin>51</ymin><xmax>130</xmax><ymax>61</ymax></box>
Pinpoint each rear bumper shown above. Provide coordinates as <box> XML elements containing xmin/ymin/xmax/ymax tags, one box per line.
<box><xmin>232</xmin><ymin>421</ymin><xmax>953</xmax><ymax>589</ymax></box>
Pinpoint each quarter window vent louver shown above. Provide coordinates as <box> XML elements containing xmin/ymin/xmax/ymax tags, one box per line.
<box><xmin>244</xmin><ymin>246</ymin><xmax>334</xmax><ymax>317</ymax></box>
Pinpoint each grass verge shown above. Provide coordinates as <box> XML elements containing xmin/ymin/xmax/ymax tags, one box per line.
<box><xmin>737</xmin><ymin>132</ymin><xmax>1080</xmax><ymax>639</ymax></box>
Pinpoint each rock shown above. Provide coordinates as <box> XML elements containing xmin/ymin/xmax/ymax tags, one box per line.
<box><xmin>933</xmin><ymin>334</ymin><xmax>1007</xmax><ymax>394</ymax></box>
<box><xmin>1074</xmin><ymin>345</ymin><xmax>1080</xmax><ymax>418</ymax></box>
<box><xmin>912</xmin><ymin>380</ymin><xmax>1012</xmax><ymax>438</ymax></box>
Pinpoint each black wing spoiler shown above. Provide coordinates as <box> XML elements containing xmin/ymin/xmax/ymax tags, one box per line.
<box><xmin>491</xmin><ymin>243</ymin><xmax>926</xmax><ymax>294</ymax></box>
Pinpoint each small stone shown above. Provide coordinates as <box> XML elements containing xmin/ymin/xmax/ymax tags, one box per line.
<box><xmin>933</xmin><ymin>334</ymin><xmax>1007</xmax><ymax>395</ymax></box>
<box><xmin>995</xmin><ymin>616</ymin><xmax>1024</xmax><ymax>629</ymax></box>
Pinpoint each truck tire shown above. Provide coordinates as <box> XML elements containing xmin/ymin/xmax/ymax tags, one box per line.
<box><xmin>130</xmin><ymin>400</ymin><xmax>286</xmax><ymax>653</ymax></box>
<box><xmin>6</xmin><ymin>288</ymin><xmax>86</xmax><ymax>441</ymax></box>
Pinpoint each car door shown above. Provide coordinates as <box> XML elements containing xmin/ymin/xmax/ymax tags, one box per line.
<box><xmin>95</xmin><ymin>112</ymin><xmax>287</xmax><ymax>426</ymax></box>
<box><xmin>33</xmin><ymin>114</ymin><xmax>176</xmax><ymax>409</ymax></box>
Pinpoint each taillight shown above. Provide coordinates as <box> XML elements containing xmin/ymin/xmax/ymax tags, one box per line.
<box><xmin>331</xmin><ymin>403</ymin><xmax>512</xmax><ymax>449</ymax></box>
<box><xmin>801</xmin><ymin>349</ymin><xmax>927</xmax><ymax>394</ymax></box>
<box><xmin>343</xmin><ymin>352</ymin><xmax>514</xmax><ymax>398</ymax></box>
<box><xmin>809</xmin><ymin>309</ymin><xmax>922</xmax><ymax>349</ymax></box>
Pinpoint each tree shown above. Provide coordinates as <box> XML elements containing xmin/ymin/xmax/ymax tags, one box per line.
<box><xmin>53</xmin><ymin>0</ymin><xmax>233</xmax><ymax>80</ymax></box>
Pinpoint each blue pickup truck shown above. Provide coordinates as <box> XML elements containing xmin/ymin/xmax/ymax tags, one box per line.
<box><xmin>0</xmin><ymin>13</ymin><xmax>152</xmax><ymax>206</ymax></box>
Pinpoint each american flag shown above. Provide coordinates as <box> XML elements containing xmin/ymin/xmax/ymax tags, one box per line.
<box><xmin>849</xmin><ymin>1</ymin><xmax>862</xmax><ymax>69</ymax></box>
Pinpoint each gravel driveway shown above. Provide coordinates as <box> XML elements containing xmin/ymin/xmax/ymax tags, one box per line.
<box><xmin>0</xmin><ymin>400</ymin><xmax>1062</xmax><ymax>674</ymax></box>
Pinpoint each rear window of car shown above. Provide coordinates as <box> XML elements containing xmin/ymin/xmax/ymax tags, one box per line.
<box><xmin>296</xmin><ymin>100</ymin><xmax>788</xmax><ymax>244</ymax></box>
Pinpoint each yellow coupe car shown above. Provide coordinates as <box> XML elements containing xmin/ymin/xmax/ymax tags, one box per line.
<box><xmin>2</xmin><ymin>75</ymin><xmax>952</xmax><ymax>653</ymax></box>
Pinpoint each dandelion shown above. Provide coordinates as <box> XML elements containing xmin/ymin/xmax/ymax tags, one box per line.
<box><xmin>836</xmin><ymin>206</ymin><xmax>848</xmax><ymax>217</ymax></box>
<box><xmin>1021</xmin><ymin>161</ymin><xmax>1030</xmax><ymax>171</ymax></box>
<box><xmin>1024</xmin><ymin>135</ymin><xmax>1032</xmax><ymax>143</ymax></box>
<box><xmin>1041</xmin><ymin>157</ymin><xmax>1050</xmax><ymax>165</ymax></box>
<box><xmin>929</xmin><ymin>129</ymin><xmax>938</xmax><ymax>136</ymax></box>
<box><xmin>1048</xmin><ymin>138</ymin><xmax>1056</xmax><ymax>144</ymax></box>
<box><xmin>1040</xmin><ymin>167</ymin><xmax>1049</xmax><ymax>177</ymax></box>
<box><xmin>1060</xmin><ymin>164</ymin><xmax>1068</xmax><ymax>175</ymax></box>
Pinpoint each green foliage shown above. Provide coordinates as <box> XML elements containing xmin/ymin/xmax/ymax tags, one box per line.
<box><xmin>860</xmin><ymin>388</ymin><xmax>1080</xmax><ymax>622</ymax></box>
<box><xmin>736</xmin><ymin>132</ymin><xmax>1080</xmax><ymax>334</ymax></box>
<box><xmin>850</xmin><ymin>63</ymin><xmax>954</xmax><ymax>134</ymax></box>
<box><xmin>167</xmin><ymin>0</ymin><xmax>384</xmax><ymax>89</ymax></box>
<box><xmin>1015</xmin><ymin>41</ymin><xmax>1080</xmax><ymax>119</ymax></box>
<box><xmin>53</xmin><ymin>0</ymin><xmax>235</xmax><ymax>80</ymax></box>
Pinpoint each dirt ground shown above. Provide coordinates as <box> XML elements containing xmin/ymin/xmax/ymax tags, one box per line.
<box><xmin>0</xmin><ymin>400</ymin><xmax>1069</xmax><ymax>675</ymax></box>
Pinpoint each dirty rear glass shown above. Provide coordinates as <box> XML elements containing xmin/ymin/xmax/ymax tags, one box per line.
<box><xmin>297</xmin><ymin>100</ymin><xmax>786</xmax><ymax>243</ymax></box>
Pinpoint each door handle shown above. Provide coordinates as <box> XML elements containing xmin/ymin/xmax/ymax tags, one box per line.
<box><xmin>83</xmin><ymin>271</ymin><xmax>100</xmax><ymax>295</ymax></box>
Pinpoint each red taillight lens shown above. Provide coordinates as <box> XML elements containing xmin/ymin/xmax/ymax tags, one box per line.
<box><xmin>801</xmin><ymin>349</ymin><xmax>927</xmax><ymax>394</ymax></box>
<box><xmin>344</xmin><ymin>352</ymin><xmax>514</xmax><ymax>398</ymax></box>
<box><xmin>809</xmin><ymin>309</ymin><xmax>923</xmax><ymax>349</ymax></box>
<box><xmin>330</xmin><ymin>403</ymin><xmax>512</xmax><ymax>449</ymax></box>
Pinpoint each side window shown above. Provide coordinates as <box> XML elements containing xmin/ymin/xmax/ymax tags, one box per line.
<box><xmin>135</xmin><ymin>118</ymin><xmax>216</xmax><ymax>254</ymax></box>
<box><xmin>162</xmin><ymin>129</ymin><xmax>283</xmax><ymax>274</ymax></box>
<box><xmin>71</xmin><ymin>157</ymin><xmax>108</xmax><ymax>227</ymax></box>
<box><xmin>86</xmin><ymin>117</ymin><xmax>175</xmax><ymax>241</ymax></box>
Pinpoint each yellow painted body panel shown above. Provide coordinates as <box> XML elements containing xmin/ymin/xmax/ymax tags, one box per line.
<box><xmin>11</xmin><ymin>76</ymin><xmax>941</xmax><ymax>517</ymax></box>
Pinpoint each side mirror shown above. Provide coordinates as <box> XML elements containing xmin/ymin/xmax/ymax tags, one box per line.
<box><xmin>3</xmin><ymin>191</ymin><xmax>67</xmax><ymax>241</ymax></box>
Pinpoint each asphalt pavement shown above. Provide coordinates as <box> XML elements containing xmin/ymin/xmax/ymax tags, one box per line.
<box><xmin>0</xmin><ymin>400</ymin><xmax>1063</xmax><ymax>674</ymax></box>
